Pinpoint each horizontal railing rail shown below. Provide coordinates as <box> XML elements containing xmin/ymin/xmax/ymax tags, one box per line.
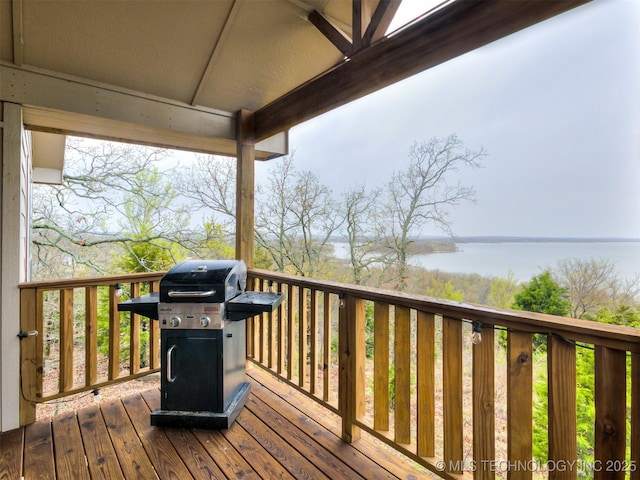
<box><xmin>246</xmin><ymin>268</ymin><xmax>640</xmax><ymax>480</ymax></box>
<box><xmin>19</xmin><ymin>271</ymin><xmax>165</xmax><ymax>425</ymax></box>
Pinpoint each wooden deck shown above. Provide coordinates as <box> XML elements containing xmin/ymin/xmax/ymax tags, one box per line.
<box><xmin>0</xmin><ymin>366</ymin><xmax>428</xmax><ymax>480</ymax></box>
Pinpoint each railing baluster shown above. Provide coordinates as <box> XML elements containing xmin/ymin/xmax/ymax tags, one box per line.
<box><xmin>258</xmin><ymin>278</ymin><xmax>265</xmax><ymax>364</ymax></box>
<box><xmin>417</xmin><ymin>310</ymin><xmax>435</xmax><ymax>457</ymax></box>
<box><xmin>473</xmin><ymin>323</ymin><xmax>495</xmax><ymax>480</ymax></box>
<box><xmin>309</xmin><ymin>289</ymin><xmax>318</xmax><ymax>395</ymax></box>
<box><xmin>108</xmin><ymin>284</ymin><xmax>120</xmax><ymax>380</ymax></box>
<box><xmin>277</xmin><ymin>282</ymin><xmax>285</xmax><ymax>375</ymax></box>
<box><xmin>129</xmin><ymin>282</ymin><xmax>141</xmax><ymax>375</ymax></box>
<box><xmin>60</xmin><ymin>288</ymin><xmax>74</xmax><ymax>392</ymax></box>
<box><xmin>322</xmin><ymin>292</ymin><xmax>331</xmax><ymax>402</ymax></box>
<box><xmin>85</xmin><ymin>286</ymin><xmax>98</xmax><ymax>386</ymax></box>
<box><xmin>298</xmin><ymin>286</ymin><xmax>308</xmax><ymax>388</ymax></box>
<box><xmin>594</xmin><ymin>346</ymin><xmax>627</xmax><ymax>480</ymax></box>
<box><xmin>374</xmin><ymin>301</ymin><xmax>390</xmax><ymax>431</ymax></box>
<box><xmin>507</xmin><ymin>330</ymin><xmax>533</xmax><ymax>480</ymax></box>
<box><xmin>287</xmin><ymin>284</ymin><xmax>296</xmax><ymax>381</ymax></box>
<box><xmin>267</xmin><ymin>283</ymin><xmax>276</xmax><ymax>369</ymax></box>
<box><xmin>339</xmin><ymin>295</ymin><xmax>364</xmax><ymax>443</ymax></box>
<box><xmin>632</xmin><ymin>352</ymin><xmax>640</xmax><ymax>480</ymax></box>
<box><xmin>443</xmin><ymin>316</ymin><xmax>463</xmax><ymax>473</ymax></box>
<box><xmin>149</xmin><ymin>280</ymin><xmax>160</xmax><ymax>370</ymax></box>
<box><xmin>548</xmin><ymin>335</ymin><xmax>577</xmax><ymax>480</ymax></box>
<box><xmin>395</xmin><ymin>305</ymin><xmax>411</xmax><ymax>445</ymax></box>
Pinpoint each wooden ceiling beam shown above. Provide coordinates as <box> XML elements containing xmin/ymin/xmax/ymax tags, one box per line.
<box><xmin>253</xmin><ymin>0</ymin><xmax>590</xmax><ymax>142</ymax></box>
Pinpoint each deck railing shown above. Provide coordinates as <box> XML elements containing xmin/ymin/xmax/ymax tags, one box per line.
<box><xmin>18</xmin><ymin>269</ymin><xmax>640</xmax><ymax>479</ymax></box>
<box><xmin>246</xmin><ymin>268</ymin><xmax>640</xmax><ymax>480</ymax></box>
<box><xmin>19</xmin><ymin>272</ymin><xmax>164</xmax><ymax>425</ymax></box>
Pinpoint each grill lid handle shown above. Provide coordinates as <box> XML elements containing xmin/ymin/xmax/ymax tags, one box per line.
<box><xmin>167</xmin><ymin>290</ymin><xmax>215</xmax><ymax>298</ymax></box>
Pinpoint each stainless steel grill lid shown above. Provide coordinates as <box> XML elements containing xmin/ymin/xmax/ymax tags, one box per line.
<box><xmin>159</xmin><ymin>260</ymin><xmax>247</xmax><ymax>303</ymax></box>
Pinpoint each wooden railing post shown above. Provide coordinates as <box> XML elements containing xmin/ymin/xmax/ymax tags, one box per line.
<box><xmin>339</xmin><ymin>294</ymin><xmax>364</xmax><ymax>443</ymax></box>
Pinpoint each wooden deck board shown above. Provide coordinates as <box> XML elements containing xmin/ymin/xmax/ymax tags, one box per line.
<box><xmin>76</xmin><ymin>405</ymin><xmax>125</xmax><ymax>480</ymax></box>
<box><xmin>8</xmin><ymin>367</ymin><xmax>426</xmax><ymax>480</ymax></box>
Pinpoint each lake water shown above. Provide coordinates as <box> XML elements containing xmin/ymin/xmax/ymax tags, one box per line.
<box><xmin>333</xmin><ymin>241</ymin><xmax>640</xmax><ymax>282</ymax></box>
<box><xmin>414</xmin><ymin>242</ymin><xmax>640</xmax><ymax>282</ymax></box>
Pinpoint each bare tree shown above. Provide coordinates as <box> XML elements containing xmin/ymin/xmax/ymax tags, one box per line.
<box><xmin>255</xmin><ymin>156</ymin><xmax>341</xmax><ymax>277</ymax></box>
<box><xmin>340</xmin><ymin>183</ymin><xmax>389</xmax><ymax>285</ymax></box>
<box><xmin>176</xmin><ymin>154</ymin><xmax>236</xmax><ymax>228</ymax></box>
<box><xmin>382</xmin><ymin>135</ymin><xmax>485</xmax><ymax>290</ymax></box>
<box><xmin>32</xmin><ymin>139</ymin><xmax>197</xmax><ymax>278</ymax></box>
<box><xmin>553</xmin><ymin>257</ymin><xmax>640</xmax><ymax>318</ymax></box>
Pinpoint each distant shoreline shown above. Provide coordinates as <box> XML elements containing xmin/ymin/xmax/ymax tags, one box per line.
<box><xmin>448</xmin><ymin>236</ymin><xmax>640</xmax><ymax>244</ymax></box>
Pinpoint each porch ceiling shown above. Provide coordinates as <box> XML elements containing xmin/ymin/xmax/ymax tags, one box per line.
<box><xmin>0</xmin><ymin>0</ymin><xmax>590</xmax><ymax>157</ymax></box>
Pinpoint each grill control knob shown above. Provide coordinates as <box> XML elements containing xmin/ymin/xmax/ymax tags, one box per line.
<box><xmin>200</xmin><ymin>316</ymin><xmax>210</xmax><ymax>327</ymax></box>
<box><xmin>170</xmin><ymin>316</ymin><xmax>181</xmax><ymax>327</ymax></box>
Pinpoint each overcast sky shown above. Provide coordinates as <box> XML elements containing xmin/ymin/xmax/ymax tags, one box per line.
<box><xmin>256</xmin><ymin>0</ymin><xmax>640</xmax><ymax>239</ymax></box>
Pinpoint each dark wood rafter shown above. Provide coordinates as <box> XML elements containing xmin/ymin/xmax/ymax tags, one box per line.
<box><xmin>308</xmin><ymin>0</ymin><xmax>400</xmax><ymax>57</ymax></box>
<box><xmin>308</xmin><ymin>10</ymin><xmax>352</xmax><ymax>57</ymax></box>
<box><xmin>363</xmin><ymin>0</ymin><xmax>401</xmax><ymax>47</ymax></box>
<box><xmin>254</xmin><ymin>0</ymin><xmax>589</xmax><ymax>142</ymax></box>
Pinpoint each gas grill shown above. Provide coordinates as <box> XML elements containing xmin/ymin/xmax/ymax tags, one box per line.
<box><xmin>118</xmin><ymin>259</ymin><xmax>282</xmax><ymax>429</ymax></box>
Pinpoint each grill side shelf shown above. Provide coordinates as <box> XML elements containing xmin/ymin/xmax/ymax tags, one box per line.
<box><xmin>226</xmin><ymin>291</ymin><xmax>283</xmax><ymax>321</ymax></box>
<box><xmin>117</xmin><ymin>292</ymin><xmax>160</xmax><ymax>320</ymax></box>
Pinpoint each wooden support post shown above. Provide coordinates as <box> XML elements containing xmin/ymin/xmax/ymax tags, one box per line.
<box><xmin>339</xmin><ymin>295</ymin><xmax>364</xmax><ymax>443</ymax></box>
<box><xmin>235</xmin><ymin>109</ymin><xmax>255</xmax><ymax>267</ymax></box>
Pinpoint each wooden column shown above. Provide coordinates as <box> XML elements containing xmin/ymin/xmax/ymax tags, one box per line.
<box><xmin>235</xmin><ymin>109</ymin><xmax>255</xmax><ymax>267</ymax></box>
